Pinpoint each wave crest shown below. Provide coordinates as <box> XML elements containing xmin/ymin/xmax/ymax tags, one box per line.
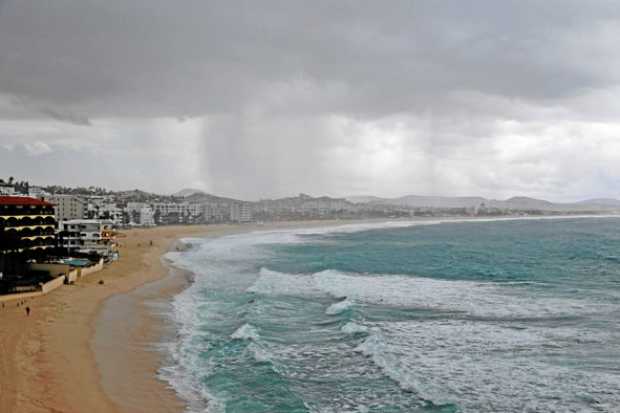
<box><xmin>341</xmin><ymin>322</ymin><xmax>369</xmax><ymax>334</ymax></box>
<box><xmin>326</xmin><ymin>299</ymin><xmax>355</xmax><ymax>315</ymax></box>
<box><xmin>231</xmin><ymin>323</ymin><xmax>260</xmax><ymax>341</ymax></box>
<box><xmin>247</xmin><ymin>268</ymin><xmax>606</xmax><ymax>320</ymax></box>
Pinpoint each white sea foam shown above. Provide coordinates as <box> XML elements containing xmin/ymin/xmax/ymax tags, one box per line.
<box><xmin>355</xmin><ymin>320</ymin><xmax>620</xmax><ymax>412</ymax></box>
<box><xmin>159</xmin><ymin>218</ymin><xmax>620</xmax><ymax>412</ymax></box>
<box><xmin>325</xmin><ymin>299</ymin><xmax>355</xmax><ymax>315</ymax></box>
<box><xmin>231</xmin><ymin>323</ymin><xmax>260</xmax><ymax>341</ymax></box>
<box><xmin>248</xmin><ymin>268</ymin><xmax>610</xmax><ymax>319</ymax></box>
<box><xmin>341</xmin><ymin>322</ymin><xmax>369</xmax><ymax>334</ymax></box>
<box><xmin>247</xmin><ymin>268</ymin><xmax>324</xmax><ymax>297</ymax></box>
<box><xmin>247</xmin><ymin>342</ymin><xmax>273</xmax><ymax>363</ymax></box>
<box><xmin>157</xmin><ymin>278</ymin><xmax>216</xmax><ymax>413</ymax></box>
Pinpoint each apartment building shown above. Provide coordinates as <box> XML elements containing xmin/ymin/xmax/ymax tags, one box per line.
<box><xmin>139</xmin><ymin>206</ymin><xmax>156</xmax><ymax>226</ymax></box>
<box><xmin>57</xmin><ymin>219</ymin><xmax>118</xmax><ymax>259</ymax></box>
<box><xmin>0</xmin><ymin>196</ymin><xmax>57</xmax><ymax>275</ymax></box>
<box><xmin>86</xmin><ymin>197</ymin><xmax>125</xmax><ymax>225</ymax></box>
<box><xmin>230</xmin><ymin>203</ymin><xmax>252</xmax><ymax>223</ymax></box>
<box><xmin>152</xmin><ymin>202</ymin><xmax>204</xmax><ymax>225</ymax></box>
<box><xmin>46</xmin><ymin>194</ymin><xmax>86</xmax><ymax>221</ymax></box>
<box><xmin>203</xmin><ymin>203</ymin><xmax>230</xmax><ymax>223</ymax></box>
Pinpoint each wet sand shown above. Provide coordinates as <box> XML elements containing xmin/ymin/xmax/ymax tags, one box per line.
<box><xmin>0</xmin><ymin>225</ymin><xmax>214</xmax><ymax>413</ymax></box>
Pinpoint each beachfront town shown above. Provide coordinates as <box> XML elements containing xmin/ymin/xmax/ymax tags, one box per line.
<box><xmin>1</xmin><ymin>176</ymin><xmax>618</xmax><ymax>301</ymax></box>
<box><xmin>0</xmin><ymin>178</ymin><xmax>383</xmax><ymax>302</ymax></box>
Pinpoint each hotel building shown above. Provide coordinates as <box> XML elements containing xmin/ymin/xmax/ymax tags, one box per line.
<box><xmin>57</xmin><ymin>219</ymin><xmax>118</xmax><ymax>259</ymax></box>
<box><xmin>230</xmin><ymin>203</ymin><xmax>253</xmax><ymax>223</ymax></box>
<box><xmin>0</xmin><ymin>196</ymin><xmax>57</xmax><ymax>275</ymax></box>
<box><xmin>46</xmin><ymin>194</ymin><xmax>87</xmax><ymax>221</ymax></box>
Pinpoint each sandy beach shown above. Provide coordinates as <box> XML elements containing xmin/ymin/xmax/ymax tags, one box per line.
<box><xmin>0</xmin><ymin>221</ymin><xmax>354</xmax><ymax>413</ymax></box>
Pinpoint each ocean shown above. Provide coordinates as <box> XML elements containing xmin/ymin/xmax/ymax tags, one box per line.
<box><xmin>161</xmin><ymin>217</ymin><xmax>620</xmax><ymax>413</ymax></box>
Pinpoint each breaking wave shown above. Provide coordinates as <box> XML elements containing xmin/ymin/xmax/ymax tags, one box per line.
<box><xmin>231</xmin><ymin>323</ymin><xmax>260</xmax><ymax>341</ymax></box>
<box><xmin>248</xmin><ymin>268</ymin><xmax>608</xmax><ymax>320</ymax></box>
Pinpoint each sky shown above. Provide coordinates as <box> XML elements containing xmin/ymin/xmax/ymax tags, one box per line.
<box><xmin>1</xmin><ymin>1</ymin><xmax>620</xmax><ymax>201</ymax></box>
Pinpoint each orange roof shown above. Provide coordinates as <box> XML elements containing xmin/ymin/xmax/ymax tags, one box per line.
<box><xmin>0</xmin><ymin>196</ymin><xmax>54</xmax><ymax>207</ymax></box>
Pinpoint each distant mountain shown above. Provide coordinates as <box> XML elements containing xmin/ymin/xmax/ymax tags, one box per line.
<box><xmin>118</xmin><ymin>189</ymin><xmax>157</xmax><ymax>197</ymax></box>
<box><xmin>183</xmin><ymin>191</ymin><xmax>245</xmax><ymax>204</ymax></box>
<box><xmin>346</xmin><ymin>195</ymin><xmax>385</xmax><ymax>204</ymax></box>
<box><xmin>348</xmin><ymin>194</ymin><xmax>487</xmax><ymax>208</ymax></box>
<box><xmin>173</xmin><ymin>188</ymin><xmax>208</xmax><ymax>197</ymax></box>
<box><xmin>347</xmin><ymin>194</ymin><xmax>620</xmax><ymax>211</ymax></box>
<box><xmin>577</xmin><ymin>198</ymin><xmax>620</xmax><ymax>208</ymax></box>
<box><xmin>499</xmin><ymin>196</ymin><xmax>554</xmax><ymax>210</ymax></box>
<box><xmin>396</xmin><ymin>195</ymin><xmax>487</xmax><ymax>208</ymax></box>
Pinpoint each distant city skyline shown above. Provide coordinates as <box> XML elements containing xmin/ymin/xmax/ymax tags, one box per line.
<box><xmin>2</xmin><ymin>177</ymin><xmax>619</xmax><ymax>206</ymax></box>
<box><xmin>2</xmin><ymin>1</ymin><xmax>620</xmax><ymax>202</ymax></box>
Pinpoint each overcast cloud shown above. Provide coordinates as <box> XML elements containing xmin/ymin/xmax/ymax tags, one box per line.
<box><xmin>1</xmin><ymin>1</ymin><xmax>620</xmax><ymax>200</ymax></box>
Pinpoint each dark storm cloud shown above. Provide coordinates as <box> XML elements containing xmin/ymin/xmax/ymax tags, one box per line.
<box><xmin>7</xmin><ymin>96</ymin><xmax>92</xmax><ymax>125</ymax></box>
<box><xmin>1</xmin><ymin>0</ymin><xmax>619</xmax><ymax>118</ymax></box>
<box><xmin>1</xmin><ymin>1</ymin><xmax>620</xmax><ymax>200</ymax></box>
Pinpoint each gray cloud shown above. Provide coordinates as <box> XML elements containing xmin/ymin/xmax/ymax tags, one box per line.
<box><xmin>1</xmin><ymin>1</ymin><xmax>620</xmax><ymax>200</ymax></box>
<box><xmin>2</xmin><ymin>1</ymin><xmax>619</xmax><ymax>118</ymax></box>
<box><xmin>5</xmin><ymin>96</ymin><xmax>91</xmax><ymax>125</ymax></box>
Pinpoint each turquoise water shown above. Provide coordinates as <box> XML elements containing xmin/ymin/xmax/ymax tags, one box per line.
<box><xmin>163</xmin><ymin>218</ymin><xmax>620</xmax><ymax>412</ymax></box>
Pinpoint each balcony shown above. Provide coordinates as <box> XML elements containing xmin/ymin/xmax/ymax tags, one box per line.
<box><xmin>14</xmin><ymin>227</ymin><xmax>56</xmax><ymax>237</ymax></box>
<box><xmin>0</xmin><ymin>206</ymin><xmax>55</xmax><ymax>217</ymax></box>
<box><xmin>0</xmin><ymin>215</ymin><xmax>56</xmax><ymax>227</ymax></box>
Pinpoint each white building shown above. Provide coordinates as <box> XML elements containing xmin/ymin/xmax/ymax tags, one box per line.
<box><xmin>139</xmin><ymin>206</ymin><xmax>156</xmax><ymax>226</ymax></box>
<box><xmin>99</xmin><ymin>203</ymin><xmax>124</xmax><ymax>225</ymax></box>
<box><xmin>126</xmin><ymin>202</ymin><xmax>147</xmax><ymax>214</ymax></box>
<box><xmin>58</xmin><ymin>219</ymin><xmax>118</xmax><ymax>258</ymax></box>
<box><xmin>230</xmin><ymin>203</ymin><xmax>252</xmax><ymax>223</ymax></box>
<box><xmin>86</xmin><ymin>196</ymin><xmax>107</xmax><ymax>212</ymax></box>
<box><xmin>0</xmin><ymin>184</ymin><xmax>16</xmax><ymax>195</ymax></box>
<box><xmin>152</xmin><ymin>202</ymin><xmax>204</xmax><ymax>224</ymax></box>
<box><xmin>85</xmin><ymin>197</ymin><xmax>124</xmax><ymax>225</ymax></box>
<box><xmin>203</xmin><ymin>202</ymin><xmax>228</xmax><ymax>223</ymax></box>
<box><xmin>28</xmin><ymin>186</ymin><xmax>49</xmax><ymax>198</ymax></box>
<box><xmin>47</xmin><ymin>194</ymin><xmax>87</xmax><ymax>221</ymax></box>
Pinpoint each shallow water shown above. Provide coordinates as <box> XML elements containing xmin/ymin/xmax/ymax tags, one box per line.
<box><xmin>162</xmin><ymin>217</ymin><xmax>620</xmax><ymax>412</ymax></box>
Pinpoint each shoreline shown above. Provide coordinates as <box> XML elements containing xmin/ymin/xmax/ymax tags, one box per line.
<box><xmin>2</xmin><ymin>215</ymin><xmax>618</xmax><ymax>413</ymax></box>
<box><xmin>94</xmin><ymin>256</ymin><xmax>192</xmax><ymax>413</ymax></box>
<box><xmin>96</xmin><ymin>219</ymin><xmax>382</xmax><ymax>413</ymax></box>
<box><xmin>0</xmin><ymin>220</ymin><xmax>370</xmax><ymax>413</ymax></box>
<box><xmin>106</xmin><ymin>213</ymin><xmax>620</xmax><ymax>412</ymax></box>
<box><xmin>0</xmin><ymin>225</ymin><xmax>214</xmax><ymax>413</ymax></box>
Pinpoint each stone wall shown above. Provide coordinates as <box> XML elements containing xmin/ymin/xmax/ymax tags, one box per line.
<box><xmin>78</xmin><ymin>259</ymin><xmax>104</xmax><ymax>278</ymax></box>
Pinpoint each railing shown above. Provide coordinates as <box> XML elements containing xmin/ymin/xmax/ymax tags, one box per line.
<box><xmin>19</xmin><ymin>237</ymin><xmax>57</xmax><ymax>249</ymax></box>
<box><xmin>0</xmin><ymin>216</ymin><xmax>56</xmax><ymax>227</ymax></box>
<box><xmin>11</xmin><ymin>227</ymin><xmax>55</xmax><ymax>237</ymax></box>
<box><xmin>7</xmin><ymin>224</ymin><xmax>55</xmax><ymax>232</ymax></box>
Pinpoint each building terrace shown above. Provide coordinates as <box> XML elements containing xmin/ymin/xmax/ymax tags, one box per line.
<box><xmin>0</xmin><ymin>196</ymin><xmax>59</xmax><ymax>293</ymax></box>
<box><xmin>0</xmin><ymin>196</ymin><xmax>57</xmax><ymax>255</ymax></box>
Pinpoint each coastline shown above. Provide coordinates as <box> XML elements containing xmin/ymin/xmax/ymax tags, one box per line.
<box><xmin>94</xmin><ymin>258</ymin><xmax>193</xmax><ymax>413</ymax></box>
<box><xmin>0</xmin><ymin>220</ymin><xmax>368</xmax><ymax>413</ymax></box>
<box><xmin>96</xmin><ymin>219</ymin><xmax>382</xmax><ymax>413</ymax></box>
<box><xmin>105</xmin><ymin>214</ymin><xmax>620</xmax><ymax>413</ymax></box>
<box><xmin>1</xmin><ymin>215</ymin><xmax>617</xmax><ymax>413</ymax></box>
<box><xmin>91</xmin><ymin>220</ymin><xmax>378</xmax><ymax>413</ymax></box>
<box><xmin>0</xmin><ymin>225</ymin><xmax>213</xmax><ymax>413</ymax></box>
